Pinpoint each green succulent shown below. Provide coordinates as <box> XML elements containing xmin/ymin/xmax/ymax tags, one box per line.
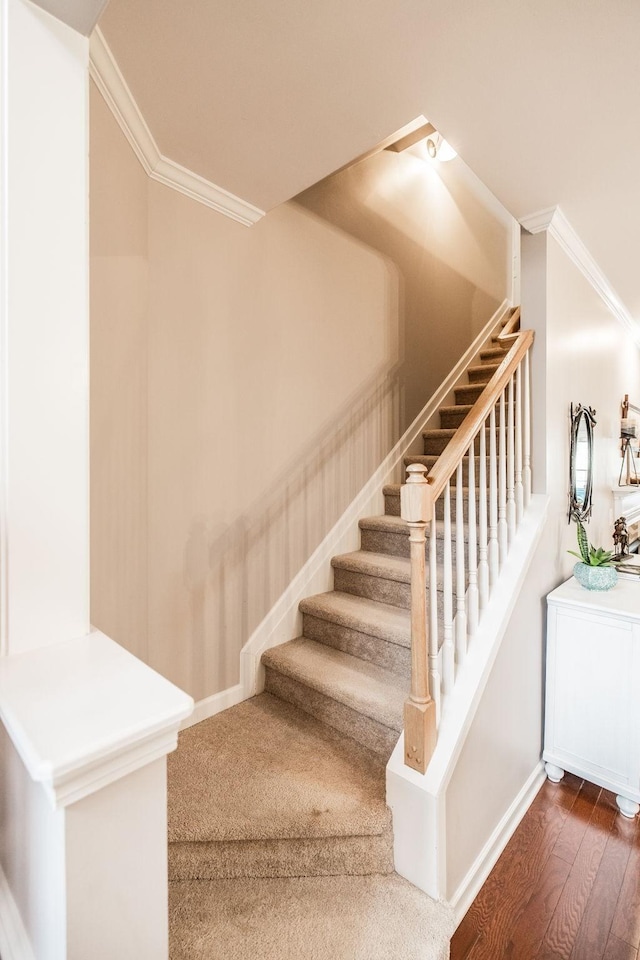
<box><xmin>568</xmin><ymin>517</ymin><xmax>614</xmax><ymax>567</ymax></box>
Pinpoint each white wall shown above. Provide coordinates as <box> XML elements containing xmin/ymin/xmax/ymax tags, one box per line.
<box><xmin>0</xmin><ymin>726</ymin><xmax>66</xmax><ymax>959</ymax></box>
<box><xmin>1</xmin><ymin>0</ymin><xmax>89</xmax><ymax>657</ymax></box>
<box><xmin>445</xmin><ymin>230</ymin><xmax>640</xmax><ymax>900</ymax></box>
<box><xmin>0</xmin><ymin>1</ymin><xmax>89</xmax><ymax>954</ymax></box>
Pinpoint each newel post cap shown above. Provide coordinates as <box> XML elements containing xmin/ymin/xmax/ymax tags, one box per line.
<box><xmin>401</xmin><ymin>463</ymin><xmax>432</xmax><ymax>523</ymax></box>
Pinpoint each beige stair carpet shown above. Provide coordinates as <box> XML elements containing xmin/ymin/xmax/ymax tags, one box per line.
<box><xmin>170</xmin><ymin>875</ymin><xmax>454</xmax><ymax>960</ymax></box>
<box><xmin>168</xmin><ymin>320</ymin><xmax>514</xmax><ymax>957</ymax></box>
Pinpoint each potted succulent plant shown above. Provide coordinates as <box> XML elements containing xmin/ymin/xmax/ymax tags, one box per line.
<box><xmin>568</xmin><ymin>516</ymin><xmax>618</xmax><ymax>591</ymax></box>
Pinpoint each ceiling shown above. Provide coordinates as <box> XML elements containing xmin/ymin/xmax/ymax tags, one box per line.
<box><xmin>97</xmin><ymin>0</ymin><xmax>640</xmax><ymax>321</ymax></box>
<box><xmin>33</xmin><ymin>0</ymin><xmax>109</xmax><ymax>35</ymax></box>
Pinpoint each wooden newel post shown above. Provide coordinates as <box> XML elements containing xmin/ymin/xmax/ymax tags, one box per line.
<box><xmin>400</xmin><ymin>463</ymin><xmax>437</xmax><ymax>774</ymax></box>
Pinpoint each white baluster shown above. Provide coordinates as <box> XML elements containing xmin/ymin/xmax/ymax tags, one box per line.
<box><xmin>478</xmin><ymin>418</ymin><xmax>489</xmax><ymax>610</ymax></box>
<box><xmin>428</xmin><ymin>500</ymin><xmax>441</xmax><ymax>723</ymax></box>
<box><xmin>523</xmin><ymin>349</ymin><xmax>532</xmax><ymax>508</ymax></box>
<box><xmin>506</xmin><ymin>375</ymin><xmax>516</xmax><ymax>542</ymax></box>
<box><xmin>467</xmin><ymin>437</ymin><xmax>479</xmax><ymax>637</ymax></box>
<box><xmin>498</xmin><ymin>390</ymin><xmax>508</xmax><ymax>564</ymax></box>
<box><xmin>488</xmin><ymin>405</ymin><xmax>499</xmax><ymax>586</ymax></box>
<box><xmin>515</xmin><ymin>361</ymin><xmax>524</xmax><ymax>524</ymax></box>
<box><xmin>455</xmin><ymin>461</ymin><xmax>467</xmax><ymax>664</ymax></box>
<box><xmin>442</xmin><ymin>481</ymin><xmax>454</xmax><ymax>694</ymax></box>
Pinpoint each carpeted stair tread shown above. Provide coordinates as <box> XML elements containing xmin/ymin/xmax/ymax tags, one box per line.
<box><xmin>467</xmin><ymin>362</ymin><xmax>500</xmax><ymax>383</ymax></box>
<box><xmin>439</xmin><ymin>403</ymin><xmax>473</xmax><ymax>418</ymax></box>
<box><xmin>331</xmin><ymin>549</ymin><xmax>411</xmax><ymax>584</ymax></box>
<box><xmin>168</xmin><ymin>693</ymin><xmax>389</xmax><ymax>844</ymax></box>
<box><xmin>169</xmin><ymin>874</ymin><xmax>454</xmax><ymax>960</ymax></box>
<box><xmin>300</xmin><ymin>590</ymin><xmax>410</xmax><ymax>648</ymax></box>
<box><xmin>454</xmin><ymin>383</ymin><xmax>485</xmax><ymax>403</ymax></box>
<box><xmin>359</xmin><ymin>513</ymin><xmax>469</xmax><ymax>541</ymax></box>
<box><xmin>480</xmin><ymin>346</ymin><xmax>508</xmax><ymax>361</ymax></box>
<box><xmin>262</xmin><ymin>637</ymin><xmax>405</xmax><ymax>733</ymax></box>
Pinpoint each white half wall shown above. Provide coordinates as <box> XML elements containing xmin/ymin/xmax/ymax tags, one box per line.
<box><xmin>444</xmin><ymin>222</ymin><xmax>640</xmax><ymax>909</ymax></box>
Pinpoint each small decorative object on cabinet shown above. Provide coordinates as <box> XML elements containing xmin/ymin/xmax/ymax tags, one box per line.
<box><xmin>568</xmin><ymin>516</ymin><xmax>618</xmax><ymax>591</ymax></box>
<box><xmin>543</xmin><ymin>577</ymin><xmax>640</xmax><ymax>818</ymax></box>
<box><xmin>613</xmin><ymin>516</ymin><xmax>629</xmax><ymax>558</ymax></box>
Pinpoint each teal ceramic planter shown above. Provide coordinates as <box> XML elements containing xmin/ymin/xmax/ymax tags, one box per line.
<box><xmin>573</xmin><ymin>562</ymin><xmax>618</xmax><ymax>591</ymax></box>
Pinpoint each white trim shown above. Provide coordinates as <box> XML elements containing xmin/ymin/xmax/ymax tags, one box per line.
<box><xmin>520</xmin><ymin>205</ymin><xmax>640</xmax><ymax>345</ymax></box>
<box><xmin>0</xmin><ymin>0</ymin><xmax>9</xmax><ymax>657</ymax></box>
<box><xmin>239</xmin><ymin>299</ymin><xmax>513</xmax><ymax>698</ymax></box>
<box><xmin>180</xmin><ymin>682</ymin><xmax>245</xmax><ymax>730</ymax></box>
<box><xmin>0</xmin><ymin>629</ymin><xmax>193</xmax><ymax>808</ymax></box>
<box><xmin>0</xmin><ymin>862</ymin><xmax>36</xmax><ymax>960</ymax></box>
<box><xmin>449</xmin><ymin>761</ymin><xmax>546</xmax><ymax>924</ymax></box>
<box><xmin>89</xmin><ymin>28</ymin><xmax>264</xmax><ymax>227</ymax></box>
<box><xmin>47</xmin><ymin>728</ymin><xmax>179</xmax><ymax>808</ymax></box>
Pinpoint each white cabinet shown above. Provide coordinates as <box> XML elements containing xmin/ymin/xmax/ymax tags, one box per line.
<box><xmin>544</xmin><ymin>577</ymin><xmax>640</xmax><ymax>818</ymax></box>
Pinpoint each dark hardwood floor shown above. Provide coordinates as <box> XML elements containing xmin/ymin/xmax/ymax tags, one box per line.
<box><xmin>450</xmin><ymin>773</ymin><xmax>640</xmax><ymax>960</ymax></box>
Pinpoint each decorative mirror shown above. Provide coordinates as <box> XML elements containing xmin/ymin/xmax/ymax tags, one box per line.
<box><xmin>568</xmin><ymin>403</ymin><xmax>596</xmax><ymax>522</ymax></box>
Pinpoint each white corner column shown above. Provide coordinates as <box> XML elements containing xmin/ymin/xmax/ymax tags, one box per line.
<box><xmin>0</xmin><ymin>3</ymin><xmax>193</xmax><ymax>958</ymax></box>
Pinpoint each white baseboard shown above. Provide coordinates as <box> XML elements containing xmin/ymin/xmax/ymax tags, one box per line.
<box><xmin>239</xmin><ymin>299</ymin><xmax>513</xmax><ymax>699</ymax></box>
<box><xmin>449</xmin><ymin>761</ymin><xmax>546</xmax><ymax>924</ymax></box>
<box><xmin>0</xmin><ymin>864</ymin><xmax>35</xmax><ymax>960</ymax></box>
<box><xmin>180</xmin><ymin>683</ymin><xmax>245</xmax><ymax>730</ymax></box>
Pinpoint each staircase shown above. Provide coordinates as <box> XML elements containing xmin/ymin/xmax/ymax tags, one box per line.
<box><xmin>167</xmin><ymin>320</ymin><xmax>519</xmax><ymax>959</ymax></box>
<box><xmin>260</xmin><ymin>333</ymin><xmax>508</xmax><ymax>752</ymax></box>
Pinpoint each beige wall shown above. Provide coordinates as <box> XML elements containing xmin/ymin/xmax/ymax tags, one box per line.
<box><xmin>90</xmin><ymin>84</ymin><xmax>402</xmax><ymax>697</ymax></box>
<box><xmin>90</xmin><ymin>84</ymin><xmax>512</xmax><ymax>701</ymax></box>
<box><xmin>296</xmin><ymin>149</ymin><xmax>512</xmax><ymax>425</ymax></box>
<box><xmin>445</xmin><ymin>231</ymin><xmax>640</xmax><ymax>900</ymax></box>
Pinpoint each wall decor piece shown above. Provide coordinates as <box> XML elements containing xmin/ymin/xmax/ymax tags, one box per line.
<box><xmin>568</xmin><ymin>403</ymin><xmax>596</xmax><ymax>522</ymax></box>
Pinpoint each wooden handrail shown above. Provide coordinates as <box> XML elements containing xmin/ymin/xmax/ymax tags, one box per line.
<box><xmin>496</xmin><ymin>305</ymin><xmax>521</xmax><ymax>343</ymax></box>
<box><xmin>400</xmin><ymin>309</ymin><xmax>533</xmax><ymax>776</ymax></box>
<box><xmin>426</xmin><ymin>328</ymin><xmax>534</xmax><ymax>500</ymax></box>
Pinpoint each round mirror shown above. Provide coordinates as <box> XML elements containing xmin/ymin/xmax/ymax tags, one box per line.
<box><xmin>569</xmin><ymin>404</ymin><xmax>596</xmax><ymax>522</ymax></box>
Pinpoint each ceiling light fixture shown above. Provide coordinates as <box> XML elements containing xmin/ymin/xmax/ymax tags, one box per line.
<box><xmin>425</xmin><ymin>133</ymin><xmax>457</xmax><ymax>162</ymax></box>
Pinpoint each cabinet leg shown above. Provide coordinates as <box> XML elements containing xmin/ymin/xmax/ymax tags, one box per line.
<box><xmin>616</xmin><ymin>795</ymin><xmax>640</xmax><ymax>819</ymax></box>
<box><xmin>545</xmin><ymin>762</ymin><xmax>565</xmax><ymax>783</ymax></box>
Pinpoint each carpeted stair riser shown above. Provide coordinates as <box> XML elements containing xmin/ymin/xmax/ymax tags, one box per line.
<box><xmin>170</xmin><ymin>829</ymin><xmax>394</xmax><ymax>881</ymax></box>
<box><xmin>480</xmin><ymin>346</ymin><xmax>508</xmax><ymax>361</ymax></box>
<box><xmin>301</xmin><ymin>612</ymin><xmax>410</xmax><ymax>675</ymax></box>
<box><xmin>454</xmin><ymin>383</ymin><xmax>486</xmax><ymax>404</ymax></box>
<box><xmin>439</xmin><ymin>403</ymin><xmax>502</xmax><ymax>428</ymax></box>
<box><xmin>264</xmin><ymin>668</ymin><xmax>399</xmax><ymax>760</ymax></box>
<box><xmin>382</xmin><ymin>484</ymin><xmax>476</xmax><ymax>520</ymax></box>
<box><xmin>405</xmin><ymin>454</ymin><xmax>485</xmax><ymax>485</ymax></box>
<box><xmin>422</xmin><ymin>428</ymin><xmax>498</xmax><ymax>456</ymax></box>
<box><xmin>332</xmin><ymin>563</ymin><xmax>455</xmax><ymax>614</ymax></box>
<box><xmin>359</xmin><ymin>520</ymin><xmax>462</xmax><ymax>565</ymax></box>
<box><xmin>383</xmin><ymin>485</ymin><xmax>402</xmax><ymax>516</ymax></box>
<box><xmin>467</xmin><ymin>363</ymin><xmax>500</xmax><ymax>384</ymax></box>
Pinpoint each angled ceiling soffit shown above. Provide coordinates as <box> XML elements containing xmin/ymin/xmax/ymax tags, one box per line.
<box><xmin>89</xmin><ymin>28</ymin><xmax>265</xmax><ymax>227</ymax></box>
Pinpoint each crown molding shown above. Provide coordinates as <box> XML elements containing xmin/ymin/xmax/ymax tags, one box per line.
<box><xmin>89</xmin><ymin>28</ymin><xmax>265</xmax><ymax>227</ymax></box>
<box><xmin>520</xmin><ymin>205</ymin><xmax>639</xmax><ymax>344</ymax></box>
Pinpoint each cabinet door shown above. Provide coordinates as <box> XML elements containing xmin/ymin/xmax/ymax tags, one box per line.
<box><xmin>548</xmin><ymin>609</ymin><xmax>640</xmax><ymax>791</ymax></box>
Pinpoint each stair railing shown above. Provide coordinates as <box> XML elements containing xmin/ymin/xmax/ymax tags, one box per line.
<box><xmin>401</xmin><ymin>309</ymin><xmax>533</xmax><ymax>773</ymax></box>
